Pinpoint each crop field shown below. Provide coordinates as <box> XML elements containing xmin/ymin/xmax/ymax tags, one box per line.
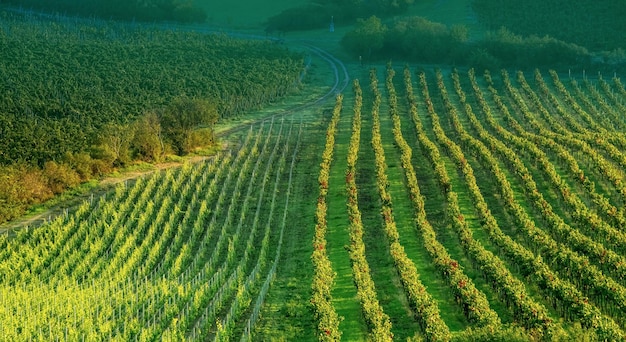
<box><xmin>3</xmin><ymin>0</ymin><xmax>626</xmax><ymax>341</ymax></box>
<box><xmin>311</xmin><ymin>65</ymin><xmax>626</xmax><ymax>341</ymax></box>
<box><xmin>0</xmin><ymin>115</ymin><xmax>306</xmax><ymax>340</ymax></box>
<box><xmin>3</xmin><ymin>61</ymin><xmax>626</xmax><ymax>340</ymax></box>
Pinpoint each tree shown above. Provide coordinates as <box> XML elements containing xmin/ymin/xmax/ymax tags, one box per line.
<box><xmin>42</xmin><ymin>160</ymin><xmax>80</xmax><ymax>194</ymax></box>
<box><xmin>341</xmin><ymin>16</ymin><xmax>387</xmax><ymax>60</ymax></box>
<box><xmin>160</xmin><ymin>97</ymin><xmax>219</xmax><ymax>155</ymax></box>
<box><xmin>95</xmin><ymin>122</ymin><xmax>134</xmax><ymax>167</ymax></box>
<box><xmin>132</xmin><ymin>111</ymin><xmax>165</xmax><ymax>162</ymax></box>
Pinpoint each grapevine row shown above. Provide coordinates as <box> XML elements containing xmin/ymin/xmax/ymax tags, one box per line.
<box><xmin>345</xmin><ymin>79</ymin><xmax>394</xmax><ymax>341</ymax></box>
<box><xmin>311</xmin><ymin>94</ymin><xmax>344</xmax><ymax>341</ymax></box>
<box><xmin>383</xmin><ymin>66</ymin><xmax>499</xmax><ymax>333</ymax></box>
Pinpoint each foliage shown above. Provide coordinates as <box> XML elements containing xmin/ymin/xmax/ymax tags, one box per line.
<box><xmin>472</xmin><ymin>0</ymin><xmax>626</xmax><ymax>52</ymax></box>
<box><xmin>132</xmin><ymin>112</ymin><xmax>165</xmax><ymax>163</ymax></box>
<box><xmin>94</xmin><ymin>122</ymin><xmax>134</xmax><ymax>167</ymax></box>
<box><xmin>2</xmin><ymin>0</ymin><xmax>207</xmax><ymax>23</ymax></box>
<box><xmin>344</xmin><ymin>79</ymin><xmax>393</xmax><ymax>341</ymax></box>
<box><xmin>477</xmin><ymin>27</ymin><xmax>590</xmax><ymax>69</ymax></box>
<box><xmin>341</xmin><ymin>16</ymin><xmax>592</xmax><ymax>69</ymax></box>
<box><xmin>340</xmin><ymin>16</ymin><xmax>387</xmax><ymax>59</ymax></box>
<box><xmin>160</xmin><ymin>97</ymin><xmax>218</xmax><ymax>155</ymax></box>
<box><xmin>311</xmin><ymin>94</ymin><xmax>343</xmax><ymax>341</ymax></box>
<box><xmin>0</xmin><ymin>13</ymin><xmax>303</xmax><ymax>166</ymax></box>
<box><xmin>5</xmin><ymin>60</ymin><xmax>626</xmax><ymax>339</ymax></box>
<box><xmin>383</xmin><ymin>17</ymin><xmax>468</xmax><ymax>63</ymax></box>
<box><xmin>0</xmin><ymin>12</ymin><xmax>304</xmax><ymax>224</ymax></box>
<box><xmin>0</xmin><ymin>118</ymin><xmax>303</xmax><ymax>340</ymax></box>
<box><xmin>265</xmin><ymin>0</ymin><xmax>413</xmax><ymax>32</ymax></box>
<box><xmin>0</xmin><ymin>161</ymin><xmax>84</xmax><ymax>223</ymax></box>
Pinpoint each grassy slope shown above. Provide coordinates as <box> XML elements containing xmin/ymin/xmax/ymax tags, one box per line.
<box><xmin>251</xmin><ymin>118</ymin><xmax>319</xmax><ymax>341</ymax></box>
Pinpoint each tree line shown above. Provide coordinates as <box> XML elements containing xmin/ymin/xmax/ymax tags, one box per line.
<box><xmin>340</xmin><ymin>16</ymin><xmax>604</xmax><ymax>71</ymax></box>
<box><xmin>1</xmin><ymin>0</ymin><xmax>207</xmax><ymax>23</ymax></box>
<box><xmin>265</xmin><ymin>0</ymin><xmax>414</xmax><ymax>33</ymax></box>
<box><xmin>0</xmin><ymin>97</ymin><xmax>217</xmax><ymax>224</ymax></box>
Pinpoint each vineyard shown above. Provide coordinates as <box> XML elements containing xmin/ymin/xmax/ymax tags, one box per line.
<box><xmin>3</xmin><ymin>51</ymin><xmax>626</xmax><ymax>339</ymax></box>
<box><xmin>0</xmin><ymin>10</ymin><xmax>307</xmax><ymax>225</ymax></box>
<box><xmin>0</xmin><ymin>11</ymin><xmax>304</xmax><ymax>165</ymax></box>
<box><xmin>3</xmin><ymin>5</ymin><xmax>626</xmax><ymax>341</ymax></box>
<box><xmin>311</xmin><ymin>64</ymin><xmax>626</xmax><ymax>340</ymax></box>
<box><xmin>0</xmin><ymin>115</ymin><xmax>306</xmax><ymax>340</ymax></box>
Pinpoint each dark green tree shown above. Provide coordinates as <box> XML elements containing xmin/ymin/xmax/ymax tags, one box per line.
<box><xmin>95</xmin><ymin>122</ymin><xmax>134</xmax><ymax>167</ymax></box>
<box><xmin>132</xmin><ymin>111</ymin><xmax>165</xmax><ymax>162</ymax></box>
<box><xmin>341</xmin><ymin>16</ymin><xmax>387</xmax><ymax>60</ymax></box>
<box><xmin>160</xmin><ymin>97</ymin><xmax>219</xmax><ymax>155</ymax></box>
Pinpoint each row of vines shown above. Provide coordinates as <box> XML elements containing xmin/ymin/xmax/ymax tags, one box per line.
<box><xmin>311</xmin><ymin>64</ymin><xmax>626</xmax><ymax>340</ymax></box>
<box><xmin>0</xmin><ymin>115</ymin><xmax>302</xmax><ymax>341</ymax></box>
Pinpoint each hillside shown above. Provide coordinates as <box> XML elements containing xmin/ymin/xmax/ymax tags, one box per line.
<box><xmin>3</xmin><ymin>1</ymin><xmax>626</xmax><ymax>341</ymax></box>
<box><xmin>472</xmin><ymin>0</ymin><xmax>626</xmax><ymax>52</ymax></box>
<box><xmin>0</xmin><ymin>10</ymin><xmax>304</xmax><ymax>224</ymax></box>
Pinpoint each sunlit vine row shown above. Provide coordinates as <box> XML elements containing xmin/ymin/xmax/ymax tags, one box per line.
<box><xmin>449</xmin><ymin>68</ymin><xmax>626</xmax><ymax>338</ymax></box>
<box><xmin>0</xmin><ymin>117</ymin><xmax>302</xmax><ymax>340</ymax></box>
<box><xmin>364</xmin><ymin>68</ymin><xmax>452</xmax><ymax>341</ymax></box>
<box><xmin>345</xmin><ymin>79</ymin><xmax>394</xmax><ymax>341</ymax></box>
<box><xmin>511</xmin><ymin>71</ymin><xmax>626</xmax><ymax>231</ymax></box>
<box><xmin>418</xmin><ymin>69</ymin><xmax>560</xmax><ymax>338</ymax></box>
<box><xmin>485</xmin><ymin>71</ymin><xmax>626</xmax><ymax>269</ymax></box>
<box><xmin>459</xmin><ymin>69</ymin><xmax>624</xmax><ymax>337</ymax></box>
<box><xmin>311</xmin><ymin>94</ymin><xmax>344</xmax><ymax>341</ymax></box>
<box><xmin>383</xmin><ymin>66</ymin><xmax>499</xmax><ymax>333</ymax></box>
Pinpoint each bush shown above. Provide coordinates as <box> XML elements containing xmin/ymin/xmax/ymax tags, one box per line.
<box><xmin>63</xmin><ymin>152</ymin><xmax>94</xmax><ymax>180</ymax></box>
<box><xmin>132</xmin><ymin>112</ymin><xmax>165</xmax><ymax>163</ymax></box>
<box><xmin>266</xmin><ymin>4</ymin><xmax>337</xmax><ymax>33</ymax></box>
<box><xmin>342</xmin><ymin>16</ymin><xmax>468</xmax><ymax>64</ymax></box>
<box><xmin>265</xmin><ymin>0</ymin><xmax>414</xmax><ymax>33</ymax></box>
<box><xmin>341</xmin><ymin>16</ymin><xmax>591</xmax><ymax>69</ymax></box>
<box><xmin>341</xmin><ymin>16</ymin><xmax>387</xmax><ymax>60</ymax></box>
<box><xmin>384</xmin><ymin>17</ymin><xmax>468</xmax><ymax>63</ymax></box>
<box><xmin>478</xmin><ymin>27</ymin><xmax>590</xmax><ymax>68</ymax></box>
<box><xmin>42</xmin><ymin>161</ymin><xmax>81</xmax><ymax>194</ymax></box>
<box><xmin>173</xmin><ymin>4</ymin><xmax>207</xmax><ymax>23</ymax></box>
<box><xmin>161</xmin><ymin>97</ymin><xmax>218</xmax><ymax>155</ymax></box>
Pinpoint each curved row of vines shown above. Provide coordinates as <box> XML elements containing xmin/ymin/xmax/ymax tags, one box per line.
<box><xmin>311</xmin><ymin>64</ymin><xmax>626</xmax><ymax>341</ymax></box>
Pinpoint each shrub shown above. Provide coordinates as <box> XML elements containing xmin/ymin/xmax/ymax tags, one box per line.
<box><xmin>42</xmin><ymin>161</ymin><xmax>81</xmax><ymax>194</ymax></box>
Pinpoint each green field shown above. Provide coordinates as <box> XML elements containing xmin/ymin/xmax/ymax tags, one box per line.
<box><xmin>5</xmin><ymin>61</ymin><xmax>626</xmax><ymax>340</ymax></box>
<box><xmin>308</xmin><ymin>64</ymin><xmax>626</xmax><ymax>340</ymax></box>
<box><xmin>2</xmin><ymin>0</ymin><xmax>626</xmax><ymax>341</ymax></box>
